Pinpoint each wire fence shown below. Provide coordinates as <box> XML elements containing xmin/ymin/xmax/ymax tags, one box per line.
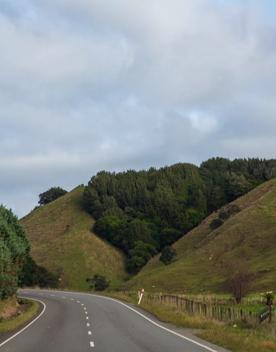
<box><xmin>142</xmin><ymin>293</ymin><xmax>263</xmax><ymax>325</ymax></box>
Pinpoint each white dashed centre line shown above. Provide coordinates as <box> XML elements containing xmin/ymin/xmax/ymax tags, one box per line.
<box><xmin>85</xmin><ymin>312</ymin><xmax>88</xmax><ymax>315</ymax></box>
<box><xmin>86</xmin><ymin>316</ymin><xmax>89</xmax><ymax>320</ymax></box>
<box><xmin>86</xmin><ymin>323</ymin><xmax>90</xmax><ymax>327</ymax></box>
<box><xmin>88</xmin><ymin>331</ymin><xmax>92</xmax><ymax>336</ymax></box>
<box><xmin>90</xmin><ymin>341</ymin><xmax>95</xmax><ymax>348</ymax></box>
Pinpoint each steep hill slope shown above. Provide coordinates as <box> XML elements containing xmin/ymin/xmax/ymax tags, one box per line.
<box><xmin>21</xmin><ymin>187</ymin><xmax>127</xmax><ymax>291</ymax></box>
<box><xmin>127</xmin><ymin>179</ymin><xmax>276</xmax><ymax>293</ymax></box>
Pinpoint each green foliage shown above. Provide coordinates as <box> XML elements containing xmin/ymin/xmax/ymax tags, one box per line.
<box><xmin>84</xmin><ymin>158</ymin><xmax>276</xmax><ymax>273</ymax></box>
<box><xmin>87</xmin><ymin>274</ymin><xmax>109</xmax><ymax>291</ymax></box>
<box><xmin>127</xmin><ymin>241</ymin><xmax>157</xmax><ymax>273</ymax></box>
<box><xmin>200</xmin><ymin>157</ymin><xmax>276</xmax><ymax>211</ymax></box>
<box><xmin>160</xmin><ymin>246</ymin><xmax>176</xmax><ymax>265</ymax></box>
<box><xmin>39</xmin><ymin>187</ymin><xmax>67</xmax><ymax>206</ymax></box>
<box><xmin>19</xmin><ymin>256</ymin><xmax>59</xmax><ymax>288</ymax></box>
<box><xmin>84</xmin><ymin>164</ymin><xmax>206</xmax><ymax>273</ymax></box>
<box><xmin>0</xmin><ymin>206</ymin><xmax>30</xmax><ymax>299</ymax></box>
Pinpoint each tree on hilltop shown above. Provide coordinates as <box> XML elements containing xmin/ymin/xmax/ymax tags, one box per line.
<box><xmin>39</xmin><ymin>187</ymin><xmax>67</xmax><ymax>206</ymax></box>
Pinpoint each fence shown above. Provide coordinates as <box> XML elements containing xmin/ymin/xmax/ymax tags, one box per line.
<box><xmin>143</xmin><ymin>293</ymin><xmax>261</xmax><ymax>325</ymax></box>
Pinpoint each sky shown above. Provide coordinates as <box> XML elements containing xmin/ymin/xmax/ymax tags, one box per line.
<box><xmin>1</xmin><ymin>0</ymin><xmax>276</xmax><ymax>217</ymax></box>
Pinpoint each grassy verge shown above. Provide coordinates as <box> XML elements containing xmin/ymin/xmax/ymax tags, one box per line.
<box><xmin>0</xmin><ymin>299</ymin><xmax>40</xmax><ymax>334</ymax></box>
<box><xmin>105</xmin><ymin>292</ymin><xmax>276</xmax><ymax>352</ymax></box>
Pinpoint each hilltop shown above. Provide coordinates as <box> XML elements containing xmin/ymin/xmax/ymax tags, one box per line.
<box><xmin>126</xmin><ymin>179</ymin><xmax>276</xmax><ymax>293</ymax></box>
<box><xmin>21</xmin><ymin>187</ymin><xmax>127</xmax><ymax>291</ymax></box>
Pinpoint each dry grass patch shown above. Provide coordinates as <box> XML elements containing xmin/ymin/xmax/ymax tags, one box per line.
<box><xmin>0</xmin><ymin>299</ymin><xmax>39</xmax><ymax>333</ymax></box>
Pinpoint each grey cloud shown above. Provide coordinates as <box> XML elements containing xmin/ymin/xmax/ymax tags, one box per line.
<box><xmin>0</xmin><ymin>1</ymin><xmax>276</xmax><ymax>216</ymax></box>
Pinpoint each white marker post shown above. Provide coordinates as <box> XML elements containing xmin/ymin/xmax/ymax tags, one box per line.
<box><xmin>138</xmin><ymin>288</ymin><xmax>144</xmax><ymax>305</ymax></box>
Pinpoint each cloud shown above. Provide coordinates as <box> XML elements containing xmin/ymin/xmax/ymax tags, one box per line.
<box><xmin>0</xmin><ymin>1</ymin><xmax>275</xmax><ymax>216</ymax></box>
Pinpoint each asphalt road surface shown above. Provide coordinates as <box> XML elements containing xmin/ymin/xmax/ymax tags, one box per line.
<box><xmin>0</xmin><ymin>289</ymin><xmax>229</xmax><ymax>352</ymax></box>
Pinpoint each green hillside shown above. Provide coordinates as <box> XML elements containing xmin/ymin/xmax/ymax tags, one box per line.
<box><xmin>126</xmin><ymin>179</ymin><xmax>276</xmax><ymax>293</ymax></box>
<box><xmin>21</xmin><ymin>187</ymin><xmax>127</xmax><ymax>291</ymax></box>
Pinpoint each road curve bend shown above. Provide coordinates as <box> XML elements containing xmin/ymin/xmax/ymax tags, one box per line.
<box><xmin>0</xmin><ymin>289</ymin><xmax>229</xmax><ymax>352</ymax></box>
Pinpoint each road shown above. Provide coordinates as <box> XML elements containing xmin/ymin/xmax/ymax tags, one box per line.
<box><xmin>0</xmin><ymin>289</ymin><xmax>229</xmax><ymax>352</ymax></box>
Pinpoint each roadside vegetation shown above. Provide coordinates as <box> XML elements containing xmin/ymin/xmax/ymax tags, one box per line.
<box><xmin>0</xmin><ymin>206</ymin><xmax>51</xmax><ymax>333</ymax></box>
<box><xmin>0</xmin><ymin>298</ymin><xmax>39</xmax><ymax>333</ymax></box>
<box><xmin>106</xmin><ymin>291</ymin><xmax>276</xmax><ymax>352</ymax></box>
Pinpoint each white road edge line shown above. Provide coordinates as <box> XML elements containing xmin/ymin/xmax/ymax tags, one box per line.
<box><xmin>20</xmin><ymin>289</ymin><xmax>219</xmax><ymax>352</ymax></box>
<box><xmin>0</xmin><ymin>297</ymin><xmax>46</xmax><ymax>348</ymax></box>
<box><xmin>91</xmin><ymin>294</ymin><xmax>218</xmax><ymax>352</ymax></box>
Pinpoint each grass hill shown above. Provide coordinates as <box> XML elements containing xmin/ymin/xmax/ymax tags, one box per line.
<box><xmin>21</xmin><ymin>187</ymin><xmax>127</xmax><ymax>291</ymax></box>
<box><xmin>126</xmin><ymin>179</ymin><xmax>276</xmax><ymax>293</ymax></box>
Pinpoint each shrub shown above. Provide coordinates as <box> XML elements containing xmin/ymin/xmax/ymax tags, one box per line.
<box><xmin>209</xmin><ymin>218</ymin><xmax>224</xmax><ymax>230</ymax></box>
<box><xmin>160</xmin><ymin>246</ymin><xmax>176</xmax><ymax>265</ymax></box>
<box><xmin>87</xmin><ymin>274</ymin><xmax>109</xmax><ymax>291</ymax></box>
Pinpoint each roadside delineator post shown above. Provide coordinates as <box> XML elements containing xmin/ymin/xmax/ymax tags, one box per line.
<box><xmin>138</xmin><ymin>288</ymin><xmax>145</xmax><ymax>305</ymax></box>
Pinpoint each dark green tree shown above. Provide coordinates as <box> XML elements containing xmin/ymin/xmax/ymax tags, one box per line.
<box><xmin>39</xmin><ymin>187</ymin><xmax>67</xmax><ymax>206</ymax></box>
<box><xmin>160</xmin><ymin>246</ymin><xmax>176</xmax><ymax>265</ymax></box>
<box><xmin>0</xmin><ymin>206</ymin><xmax>30</xmax><ymax>299</ymax></box>
<box><xmin>87</xmin><ymin>274</ymin><xmax>109</xmax><ymax>291</ymax></box>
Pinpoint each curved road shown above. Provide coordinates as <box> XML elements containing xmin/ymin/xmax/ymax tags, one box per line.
<box><xmin>0</xmin><ymin>289</ymin><xmax>229</xmax><ymax>352</ymax></box>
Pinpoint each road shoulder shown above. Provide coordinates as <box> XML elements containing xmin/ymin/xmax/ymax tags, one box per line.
<box><xmin>0</xmin><ymin>298</ymin><xmax>42</xmax><ymax>345</ymax></box>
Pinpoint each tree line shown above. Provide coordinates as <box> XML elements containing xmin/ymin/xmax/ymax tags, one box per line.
<box><xmin>83</xmin><ymin>158</ymin><xmax>276</xmax><ymax>273</ymax></box>
<box><xmin>0</xmin><ymin>206</ymin><xmax>58</xmax><ymax>301</ymax></box>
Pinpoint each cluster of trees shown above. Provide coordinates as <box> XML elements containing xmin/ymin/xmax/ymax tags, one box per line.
<box><xmin>83</xmin><ymin>158</ymin><xmax>276</xmax><ymax>273</ymax></box>
<box><xmin>0</xmin><ymin>206</ymin><xmax>59</xmax><ymax>301</ymax></box>
<box><xmin>0</xmin><ymin>206</ymin><xmax>30</xmax><ymax>299</ymax></box>
<box><xmin>84</xmin><ymin>163</ymin><xmax>207</xmax><ymax>272</ymax></box>
<box><xmin>201</xmin><ymin>158</ymin><xmax>276</xmax><ymax>211</ymax></box>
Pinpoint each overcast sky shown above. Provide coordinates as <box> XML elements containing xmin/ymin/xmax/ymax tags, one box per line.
<box><xmin>1</xmin><ymin>0</ymin><xmax>276</xmax><ymax>217</ymax></box>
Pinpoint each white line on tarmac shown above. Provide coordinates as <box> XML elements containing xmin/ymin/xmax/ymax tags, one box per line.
<box><xmin>19</xmin><ymin>289</ymin><xmax>220</xmax><ymax>352</ymax></box>
<box><xmin>91</xmin><ymin>294</ymin><xmax>219</xmax><ymax>352</ymax></box>
<box><xmin>0</xmin><ymin>297</ymin><xmax>46</xmax><ymax>348</ymax></box>
<box><xmin>88</xmin><ymin>331</ymin><xmax>92</xmax><ymax>335</ymax></box>
<box><xmin>90</xmin><ymin>341</ymin><xmax>95</xmax><ymax>348</ymax></box>
<box><xmin>87</xmin><ymin>323</ymin><xmax>90</xmax><ymax>327</ymax></box>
